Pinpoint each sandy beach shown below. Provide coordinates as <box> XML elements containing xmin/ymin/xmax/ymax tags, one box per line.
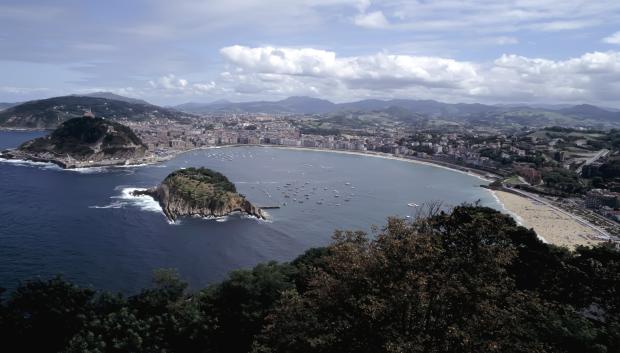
<box><xmin>493</xmin><ymin>190</ymin><xmax>603</xmax><ymax>249</ymax></box>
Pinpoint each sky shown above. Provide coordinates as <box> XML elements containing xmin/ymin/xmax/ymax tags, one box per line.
<box><xmin>1</xmin><ymin>0</ymin><xmax>620</xmax><ymax>106</ymax></box>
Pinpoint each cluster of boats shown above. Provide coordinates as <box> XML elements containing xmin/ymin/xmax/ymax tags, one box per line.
<box><xmin>203</xmin><ymin>151</ymin><xmax>254</xmax><ymax>162</ymax></box>
<box><xmin>274</xmin><ymin>181</ymin><xmax>357</xmax><ymax>207</ymax></box>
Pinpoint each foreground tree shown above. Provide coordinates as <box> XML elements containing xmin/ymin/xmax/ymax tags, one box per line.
<box><xmin>254</xmin><ymin>206</ymin><xmax>618</xmax><ymax>353</ymax></box>
<box><xmin>1</xmin><ymin>205</ymin><xmax>618</xmax><ymax>353</ymax></box>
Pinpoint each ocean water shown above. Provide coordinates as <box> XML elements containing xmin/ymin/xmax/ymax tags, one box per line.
<box><xmin>0</xmin><ymin>131</ymin><xmax>500</xmax><ymax>293</ymax></box>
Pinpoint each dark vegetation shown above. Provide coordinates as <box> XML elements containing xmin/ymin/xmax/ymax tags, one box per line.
<box><xmin>299</xmin><ymin>127</ymin><xmax>341</xmax><ymax>136</ymax></box>
<box><xmin>165</xmin><ymin>167</ymin><xmax>237</xmax><ymax>193</ymax></box>
<box><xmin>20</xmin><ymin>117</ymin><xmax>145</xmax><ymax>158</ymax></box>
<box><xmin>162</xmin><ymin>168</ymin><xmax>239</xmax><ymax>211</ymax></box>
<box><xmin>542</xmin><ymin>168</ymin><xmax>585</xmax><ymax>195</ymax></box>
<box><xmin>1</xmin><ymin>205</ymin><xmax>619</xmax><ymax>353</ymax></box>
<box><xmin>0</xmin><ymin>96</ymin><xmax>184</xmax><ymax>128</ymax></box>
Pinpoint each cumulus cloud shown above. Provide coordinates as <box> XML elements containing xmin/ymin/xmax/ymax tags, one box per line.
<box><xmin>218</xmin><ymin>45</ymin><xmax>620</xmax><ymax>105</ymax></box>
<box><xmin>486</xmin><ymin>52</ymin><xmax>620</xmax><ymax>101</ymax></box>
<box><xmin>354</xmin><ymin>11</ymin><xmax>389</xmax><ymax>29</ymax></box>
<box><xmin>2</xmin><ymin>0</ymin><xmax>620</xmax><ymax>105</ymax></box>
<box><xmin>603</xmin><ymin>31</ymin><xmax>620</xmax><ymax>45</ymax></box>
<box><xmin>149</xmin><ymin>74</ymin><xmax>188</xmax><ymax>90</ymax></box>
<box><xmin>220</xmin><ymin>45</ymin><xmax>480</xmax><ymax>90</ymax></box>
<box><xmin>148</xmin><ymin>74</ymin><xmax>217</xmax><ymax>95</ymax></box>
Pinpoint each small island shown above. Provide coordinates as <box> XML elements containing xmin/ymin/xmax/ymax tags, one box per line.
<box><xmin>133</xmin><ymin>167</ymin><xmax>264</xmax><ymax>221</ymax></box>
<box><xmin>0</xmin><ymin>112</ymin><xmax>148</xmax><ymax>168</ymax></box>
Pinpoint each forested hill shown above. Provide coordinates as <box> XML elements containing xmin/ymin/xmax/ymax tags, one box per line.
<box><xmin>1</xmin><ymin>205</ymin><xmax>619</xmax><ymax>353</ymax></box>
<box><xmin>0</xmin><ymin>95</ymin><xmax>188</xmax><ymax>129</ymax></box>
<box><xmin>17</xmin><ymin>117</ymin><xmax>147</xmax><ymax>161</ymax></box>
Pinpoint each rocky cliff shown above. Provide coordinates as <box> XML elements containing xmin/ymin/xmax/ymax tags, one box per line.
<box><xmin>134</xmin><ymin>167</ymin><xmax>264</xmax><ymax>221</ymax></box>
<box><xmin>1</xmin><ymin>116</ymin><xmax>148</xmax><ymax>168</ymax></box>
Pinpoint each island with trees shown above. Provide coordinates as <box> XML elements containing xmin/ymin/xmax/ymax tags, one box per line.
<box><xmin>134</xmin><ymin>167</ymin><xmax>264</xmax><ymax>221</ymax></box>
<box><xmin>0</xmin><ymin>113</ymin><xmax>148</xmax><ymax>168</ymax></box>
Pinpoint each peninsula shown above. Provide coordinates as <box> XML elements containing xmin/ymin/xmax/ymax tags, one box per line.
<box><xmin>133</xmin><ymin>167</ymin><xmax>264</xmax><ymax>221</ymax></box>
<box><xmin>0</xmin><ymin>113</ymin><xmax>148</xmax><ymax>168</ymax></box>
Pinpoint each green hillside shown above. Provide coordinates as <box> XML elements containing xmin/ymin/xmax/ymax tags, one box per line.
<box><xmin>0</xmin><ymin>96</ymin><xmax>186</xmax><ymax>129</ymax></box>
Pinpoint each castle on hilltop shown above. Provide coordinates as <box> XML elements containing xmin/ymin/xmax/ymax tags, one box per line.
<box><xmin>83</xmin><ymin>109</ymin><xmax>95</xmax><ymax>119</ymax></box>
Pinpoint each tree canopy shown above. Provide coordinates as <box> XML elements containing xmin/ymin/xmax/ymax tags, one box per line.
<box><xmin>1</xmin><ymin>205</ymin><xmax>619</xmax><ymax>353</ymax></box>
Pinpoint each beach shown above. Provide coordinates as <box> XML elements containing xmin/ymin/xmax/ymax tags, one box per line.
<box><xmin>493</xmin><ymin>190</ymin><xmax>604</xmax><ymax>249</ymax></box>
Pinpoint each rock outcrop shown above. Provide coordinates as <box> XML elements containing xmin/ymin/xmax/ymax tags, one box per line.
<box><xmin>1</xmin><ymin>115</ymin><xmax>148</xmax><ymax>168</ymax></box>
<box><xmin>134</xmin><ymin>167</ymin><xmax>264</xmax><ymax>221</ymax></box>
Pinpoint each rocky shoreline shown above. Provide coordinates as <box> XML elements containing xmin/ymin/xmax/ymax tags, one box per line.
<box><xmin>0</xmin><ymin>148</ymin><xmax>159</xmax><ymax>169</ymax></box>
<box><xmin>133</xmin><ymin>168</ymin><xmax>265</xmax><ymax>222</ymax></box>
<box><xmin>1</xmin><ymin>115</ymin><xmax>151</xmax><ymax>169</ymax></box>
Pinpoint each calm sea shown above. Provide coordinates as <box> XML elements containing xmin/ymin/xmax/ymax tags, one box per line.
<box><xmin>0</xmin><ymin>130</ymin><xmax>500</xmax><ymax>293</ymax></box>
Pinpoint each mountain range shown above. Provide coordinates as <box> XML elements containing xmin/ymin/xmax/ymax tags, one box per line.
<box><xmin>1</xmin><ymin>93</ymin><xmax>619</xmax><ymax>129</ymax></box>
<box><xmin>172</xmin><ymin>96</ymin><xmax>620</xmax><ymax>125</ymax></box>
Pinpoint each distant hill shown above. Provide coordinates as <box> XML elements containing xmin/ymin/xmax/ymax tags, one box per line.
<box><xmin>174</xmin><ymin>96</ymin><xmax>620</xmax><ymax>127</ymax></box>
<box><xmin>174</xmin><ymin>97</ymin><xmax>503</xmax><ymax>116</ymax></box>
<box><xmin>176</xmin><ymin>96</ymin><xmax>335</xmax><ymax>114</ymax></box>
<box><xmin>0</xmin><ymin>95</ymin><xmax>188</xmax><ymax>129</ymax></box>
<box><xmin>78</xmin><ymin>92</ymin><xmax>152</xmax><ymax>106</ymax></box>
<box><xmin>558</xmin><ymin>104</ymin><xmax>620</xmax><ymax>122</ymax></box>
<box><xmin>3</xmin><ymin>116</ymin><xmax>148</xmax><ymax>168</ymax></box>
<box><xmin>0</xmin><ymin>102</ymin><xmax>18</xmax><ymax>111</ymax></box>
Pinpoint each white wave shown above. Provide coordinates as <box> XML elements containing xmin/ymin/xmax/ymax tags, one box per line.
<box><xmin>66</xmin><ymin>166</ymin><xmax>109</xmax><ymax>174</ymax></box>
<box><xmin>89</xmin><ymin>201</ymin><xmax>125</xmax><ymax>209</ymax></box>
<box><xmin>193</xmin><ymin>214</ymin><xmax>229</xmax><ymax>222</ymax></box>
<box><xmin>116</xmin><ymin>163</ymin><xmax>151</xmax><ymax>168</ymax></box>
<box><xmin>69</xmin><ymin>163</ymin><xmax>152</xmax><ymax>174</ymax></box>
<box><xmin>240</xmin><ymin>211</ymin><xmax>272</xmax><ymax>223</ymax></box>
<box><xmin>0</xmin><ymin>157</ymin><xmax>130</xmax><ymax>174</ymax></box>
<box><xmin>91</xmin><ymin>187</ymin><xmax>164</xmax><ymax>215</ymax></box>
<box><xmin>488</xmin><ymin>190</ymin><xmax>525</xmax><ymax>226</ymax></box>
<box><xmin>0</xmin><ymin>157</ymin><xmax>62</xmax><ymax>170</ymax></box>
<box><xmin>114</xmin><ymin>187</ymin><xmax>163</xmax><ymax>213</ymax></box>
